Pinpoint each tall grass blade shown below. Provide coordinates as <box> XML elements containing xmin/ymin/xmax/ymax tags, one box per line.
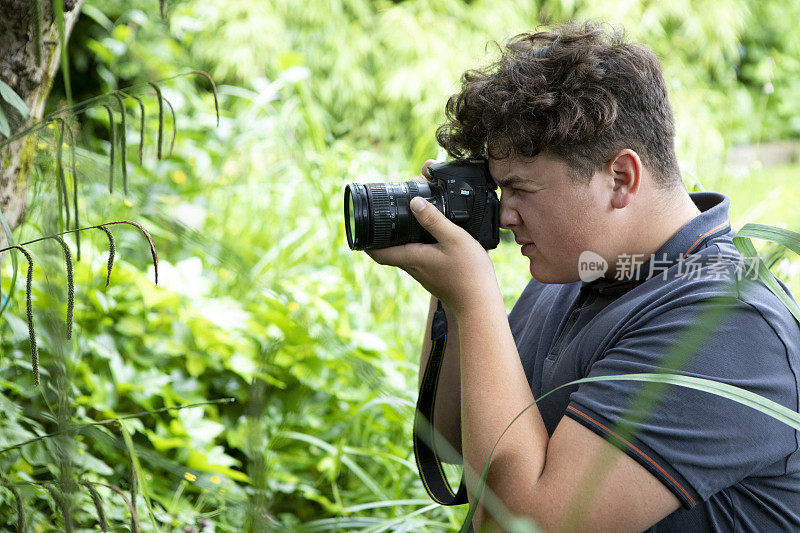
<box><xmin>0</xmin><ymin>221</ymin><xmax>158</xmax><ymax>287</ymax></box>
<box><xmin>737</xmin><ymin>223</ymin><xmax>800</xmax><ymax>256</ymax></box>
<box><xmin>56</xmin><ymin>119</ymin><xmax>70</xmax><ymax>231</ymax></box>
<box><xmin>279</xmin><ymin>431</ymin><xmax>389</xmax><ymax>500</ymax></box>
<box><xmin>81</xmin><ymin>481</ymin><xmax>109</xmax><ymax>532</ymax></box>
<box><xmin>0</xmin><ymin>209</ymin><xmax>19</xmax><ymax>320</ymax></box>
<box><xmin>122</xmin><ymin>91</ymin><xmax>146</xmax><ymax>164</ymax></box>
<box><xmin>49</xmin><ymin>236</ymin><xmax>74</xmax><ymax>339</ymax></box>
<box><xmin>365</xmin><ymin>503</ymin><xmax>441</xmax><ymax>533</ymax></box>
<box><xmin>0</xmin><ymin>73</ymin><xmax>199</xmax><ymax>149</ymax></box>
<box><xmin>52</xmin><ymin>0</ymin><xmax>72</xmax><ymax>108</ymax></box>
<box><xmin>101</xmin><ymin>221</ymin><xmax>158</xmax><ymax>285</ymax></box>
<box><xmin>112</xmin><ymin>93</ymin><xmax>129</xmax><ymax>195</ymax></box>
<box><xmin>31</xmin><ymin>0</ymin><xmax>43</xmax><ymax>65</ymax></box>
<box><xmin>147</xmin><ymin>82</ymin><xmax>164</xmax><ymax>160</ymax></box>
<box><xmin>164</xmin><ymin>97</ymin><xmax>177</xmax><ymax>158</ymax></box>
<box><xmin>189</xmin><ymin>70</ymin><xmax>219</xmax><ymax>126</ymax></box>
<box><xmin>94</xmin><ymin>482</ymin><xmax>140</xmax><ymax>533</ymax></box>
<box><xmin>97</xmin><ymin>225</ymin><xmax>115</xmax><ymax>286</ymax></box>
<box><xmin>64</xmin><ymin>124</ymin><xmax>80</xmax><ymax>260</ymax></box>
<box><xmin>733</xmin><ymin>234</ymin><xmax>800</xmax><ymax>324</ymax></box>
<box><xmin>102</xmin><ymin>105</ymin><xmax>115</xmax><ymax>193</ymax></box>
<box><xmin>44</xmin><ymin>483</ymin><xmax>74</xmax><ymax>532</ymax></box>
<box><xmin>7</xmin><ymin>246</ymin><xmax>38</xmax><ymax>385</ymax></box>
<box><xmin>1</xmin><ymin>481</ymin><xmax>27</xmax><ymax>532</ymax></box>
<box><xmin>119</xmin><ymin>420</ymin><xmax>160</xmax><ymax>532</ymax></box>
<box><xmin>463</xmin><ymin>369</ymin><xmax>800</xmax><ymax>532</ymax></box>
<box><xmin>0</xmin><ymin>398</ymin><xmax>235</xmax><ymax>457</ymax></box>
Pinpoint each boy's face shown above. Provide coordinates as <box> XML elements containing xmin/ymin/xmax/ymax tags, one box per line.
<box><xmin>489</xmin><ymin>153</ymin><xmax>616</xmax><ymax>284</ymax></box>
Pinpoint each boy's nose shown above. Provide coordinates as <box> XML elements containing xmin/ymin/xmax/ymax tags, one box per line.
<box><xmin>499</xmin><ymin>202</ymin><xmax>521</xmax><ymax>229</ymax></box>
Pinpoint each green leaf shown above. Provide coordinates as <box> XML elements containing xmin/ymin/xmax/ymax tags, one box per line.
<box><xmin>0</xmin><ymin>208</ymin><xmax>18</xmax><ymax>320</ymax></box>
<box><xmin>279</xmin><ymin>431</ymin><xmax>389</xmax><ymax>500</ymax></box>
<box><xmin>737</xmin><ymin>223</ymin><xmax>800</xmax><ymax>258</ymax></box>
<box><xmin>0</xmin><ymin>80</ymin><xmax>29</xmax><ymax>117</ymax></box>
<box><xmin>0</xmin><ymin>107</ymin><xmax>9</xmax><ymax>137</ymax></box>
<box><xmin>732</xmin><ymin>235</ymin><xmax>800</xmax><ymax>324</ymax></box>
<box><xmin>119</xmin><ymin>420</ymin><xmax>160</xmax><ymax>532</ymax></box>
<box><xmin>81</xmin><ymin>4</ymin><xmax>114</xmax><ymax>31</ymax></box>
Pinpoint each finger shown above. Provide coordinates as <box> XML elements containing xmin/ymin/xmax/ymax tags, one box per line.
<box><xmin>410</xmin><ymin>196</ymin><xmax>463</xmax><ymax>244</ymax></box>
<box><xmin>421</xmin><ymin>159</ymin><xmax>437</xmax><ymax>180</ymax></box>
<box><xmin>366</xmin><ymin>243</ymin><xmax>424</xmax><ymax>268</ymax></box>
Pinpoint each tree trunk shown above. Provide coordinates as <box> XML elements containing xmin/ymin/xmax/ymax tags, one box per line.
<box><xmin>0</xmin><ymin>0</ymin><xmax>83</xmax><ymax>249</ymax></box>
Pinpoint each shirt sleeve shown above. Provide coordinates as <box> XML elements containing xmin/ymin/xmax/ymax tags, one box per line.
<box><xmin>566</xmin><ymin>294</ymin><xmax>799</xmax><ymax>508</ymax></box>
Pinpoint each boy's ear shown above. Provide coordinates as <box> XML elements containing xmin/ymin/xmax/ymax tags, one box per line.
<box><xmin>607</xmin><ymin>149</ymin><xmax>642</xmax><ymax>209</ymax></box>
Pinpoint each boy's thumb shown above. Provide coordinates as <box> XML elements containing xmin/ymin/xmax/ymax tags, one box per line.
<box><xmin>410</xmin><ymin>197</ymin><xmax>457</xmax><ymax>242</ymax></box>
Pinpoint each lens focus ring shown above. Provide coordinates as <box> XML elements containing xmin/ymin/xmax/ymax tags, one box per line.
<box><xmin>368</xmin><ymin>186</ymin><xmax>393</xmax><ymax>247</ymax></box>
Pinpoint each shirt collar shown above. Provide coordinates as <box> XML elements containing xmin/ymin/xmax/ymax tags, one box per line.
<box><xmin>585</xmin><ymin>191</ymin><xmax>732</xmax><ymax>295</ymax></box>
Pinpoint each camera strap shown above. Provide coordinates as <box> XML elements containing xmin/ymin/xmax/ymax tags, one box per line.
<box><xmin>413</xmin><ymin>299</ymin><xmax>468</xmax><ymax>506</ymax></box>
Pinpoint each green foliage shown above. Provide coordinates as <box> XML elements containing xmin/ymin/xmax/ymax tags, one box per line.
<box><xmin>1</xmin><ymin>0</ymin><xmax>799</xmax><ymax>531</ymax></box>
<box><xmin>0</xmin><ymin>80</ymin><xmax>30</xmax><ymax>138</ymax></box>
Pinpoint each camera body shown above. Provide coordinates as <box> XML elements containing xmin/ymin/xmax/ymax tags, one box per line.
<box><xmin>344</xmin><ymin>159</ymin><xmax>500</xmax><ymax>250</ymax></box>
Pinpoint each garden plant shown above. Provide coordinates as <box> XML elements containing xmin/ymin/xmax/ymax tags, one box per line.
<box><xmin>1</xmin><ymin>0</ymin><xmax>800</xmax><ymax>531</ymax></box>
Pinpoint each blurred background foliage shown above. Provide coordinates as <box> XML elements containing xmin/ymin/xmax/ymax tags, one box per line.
<box><xmin>1</xmin><ymin>0</ymin><xmax>799</xmax><ymax>530</ymax></box>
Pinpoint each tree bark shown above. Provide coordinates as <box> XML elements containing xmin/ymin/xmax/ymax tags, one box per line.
<box><xmin>0</xmin><ymin>0</ymin><xmax>83</xmax><ymax>248</ymax></box>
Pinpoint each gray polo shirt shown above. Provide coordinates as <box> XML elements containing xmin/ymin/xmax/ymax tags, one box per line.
<box><xmin>508</xmin><ymin>192</ymin><xmax>800</xmax><ymax>530</ymax></box>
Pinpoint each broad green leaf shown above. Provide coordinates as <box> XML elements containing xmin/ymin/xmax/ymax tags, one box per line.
<box><xmin>0</xmin><ymin>80</ymin><xmax>29</xmax><ymax>117</ymax></box>
<box><xmin>737</xmin><ymin>223</ymin><xmax>800</xmax><ymax>257</ymax></box>
<box><xmin>733</xmin><ymin>235</ymin><xmax>800</xmax><ymax>324</ymax></box>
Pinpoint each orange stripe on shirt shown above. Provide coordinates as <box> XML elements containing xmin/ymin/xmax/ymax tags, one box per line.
<box><xmin>682</xmin><ymin>220</ymin><xmax>730</xmax><ymax>259</ymax></box>
<box><xmin>566</xmin><ymin>405</ymin><xmax>696</xmax><ymax>506</ymax></box>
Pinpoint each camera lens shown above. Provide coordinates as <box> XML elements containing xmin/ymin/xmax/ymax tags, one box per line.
<box><xmin>348</xmin><ymin>194</ymin><xmax>356</xmax><ymax>243</ymax></box>
<box><xmin>343</xmin><ymin>181</ymin><xmax>444</xmax><ymax>250</ymax></box>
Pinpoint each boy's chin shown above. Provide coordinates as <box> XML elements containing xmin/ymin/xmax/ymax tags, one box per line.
<box><xmin>530</xmin><ymin>261</ymin><xmax>580</xmax><ymax>284</ymax></box>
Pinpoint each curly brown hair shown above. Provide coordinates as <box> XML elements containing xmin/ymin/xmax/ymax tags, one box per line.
<box><xmin>435</xmin><ymin>22</ymin><xmax>681</xmax><ymax>188</ymax></box>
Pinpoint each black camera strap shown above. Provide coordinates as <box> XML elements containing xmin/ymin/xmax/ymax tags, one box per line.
<box><xmin>413</xmin><ymin>299</ymin><xmax>468</xmax><ymax>506</ymax></box>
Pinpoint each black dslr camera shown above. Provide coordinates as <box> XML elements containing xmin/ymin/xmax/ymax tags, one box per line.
<box><xmin>344</xmin><ymin>160</ymin><xmax>500</xmax><ymax>250</ymax></box>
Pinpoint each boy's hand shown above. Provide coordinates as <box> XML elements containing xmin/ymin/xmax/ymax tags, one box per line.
<box><xmin>366</xmin><ymin>169</ymin><xmax>500</xmax><ymax>317</ymax></box>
